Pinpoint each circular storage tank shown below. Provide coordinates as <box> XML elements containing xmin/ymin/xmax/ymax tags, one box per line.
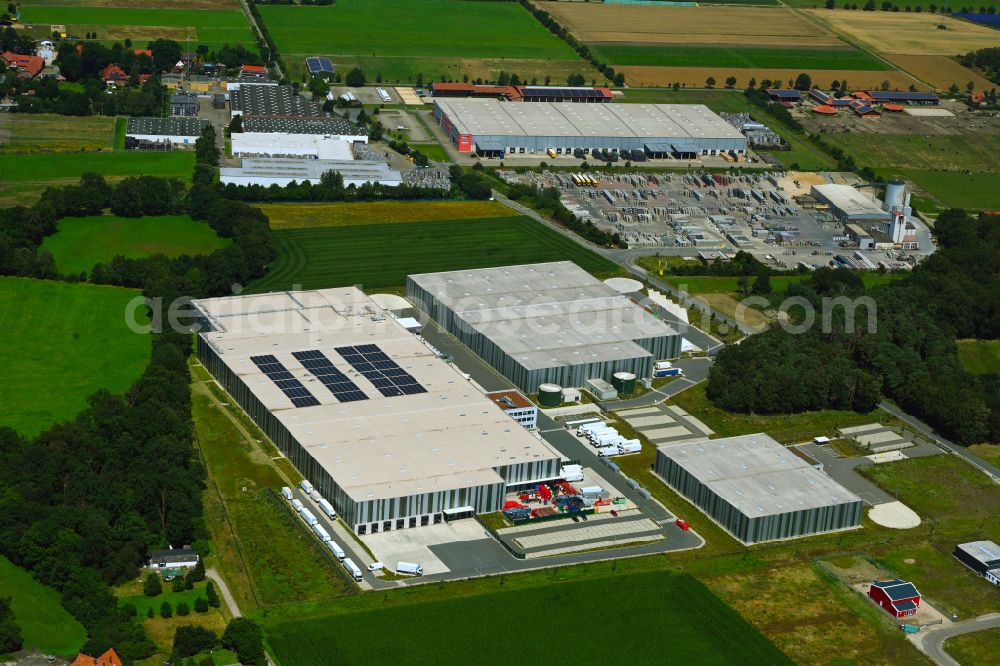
<box><xmin>538</xmin><ymin>383</ymin><xmax>563</xmax><ymax>408</ymax></box>
<box><xmin>612</xmin><ymin>372</ymin><xmax>637</xmax><ymax>395</ymax></box>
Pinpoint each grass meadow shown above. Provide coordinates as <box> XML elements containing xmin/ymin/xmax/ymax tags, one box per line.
<box><xmin>265</xmin><ymin>571</ymin><xmax>792</xmax><ymax>665</ymax></box>
<box><xmin>257</xmin><ymin>200</ymin><xmax>512</xmax><ymax>230</ymax></box>
<box><xmin>590</xmin><ymin>44</ymin><xmax>889</xmax><ymax>71</ymax></box>
<box><xmin>248</xmin><ymin>214</ymin><xmax>619</xmax><ymax>292</ymax></box>
<box><xmin>0</xmin><ymin>277</ymin><xmax>150</xmax><ymax>437</ymax></box>
<box><xmin>0</xmin><ymin>555</ymin><xmax>87</xmax><ymax>657</ymax></box>
<box><xmin>944</xmin><ymin>628</ymin><xmax>1000</xmax><ymax>666</ymax></box>
<box><xmin>41</xmin><ymin>214</ymin><xmax>229</xmax><ymax>276</ymax></box>
<box><xmin>0</xmin><ymin>114</ymin><xmax>116</xmax><ymax>153</ymax></box>
<box><xmin>957</xmin><ymin>339</ymin><xmax>1000</xmax><ymax>376</ymax></box>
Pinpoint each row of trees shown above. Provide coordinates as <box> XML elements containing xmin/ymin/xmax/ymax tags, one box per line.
<box><xmin>708</xmin><ymin>210</ymin><xmax>1000</xmax><ymax>444</ymax></box>
<box><xmin>961</xmin><ymin>47</ymin><xmax>1000</xmax><ymax>86</ymax></box>
<box><xmin>825</xmin><ymin>0</ymin><xmax>997</xmax><ymax>11</ymax></box>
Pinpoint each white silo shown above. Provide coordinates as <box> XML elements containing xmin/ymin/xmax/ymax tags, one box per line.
<box><xmin>883</xmin><ymin>180</ymin><xmax>906</xmax><ymax>211</ymax></box>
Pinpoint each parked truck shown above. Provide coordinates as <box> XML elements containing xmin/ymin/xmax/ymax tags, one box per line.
<box><xmin>577</xmin><ymin>421</ymin><xmax>607</xmax><ymax>436</ymax></box>
<box><xmin>300</xmin><ymin>479</ymin><xmax>314</xmax><ymax>494</ymax></box>
<box><xmin>618</xmin><ymin>440</ymin><xmax>642</xmax><ymax>454</ymax></box>
<box><xmin>299</xmin><ymin>507</ymin><xmax>318</xmax><ymax>526</ymax></box>
<box><xmin>653</xmin><ymin>367</ymin><xmax>683</xmax><ymax>378</ymax></box>
<box><xmin>396</xmin><ymin>561</ymin><xmax>424</xmax><ymax>576</ymax></box>
<box><xmin>290</xmin><ymin>499</ymin><xmax>304</xmax><ymax>512</ymax></box>
<box><xmin>343</xmin><ymin>557</ymin><xmax>363</xmax><ymax>581</ymax></box>
<box><xmin>318</xmin><ymin>498</ymin><xmax>336</xmax><ymax>518</ymax></box>
<box><xmin>280</xmin><ymin>486</ymin><xmax>293</xmax><ymax>501</ymax></box>
<box><xmin>325</xmin><ymin>540</ymin><xmax>345</xmax><ymax>561</ymax></box>
<box><xmin>309</xmin><ymin>490</ymin><xmax>322</xmax><ymax>503</ymax></box>
<box><xmin>311</xmin><ymin>524</ymin><xmax>331</xmax><ymax>542</ymax></box>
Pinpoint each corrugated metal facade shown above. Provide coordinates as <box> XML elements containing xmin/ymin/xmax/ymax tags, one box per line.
<box><xmin>197</xmin><ymin>336</ymin><xmax>559</xmax><ymax>533</ymax></box>
<box><xmin>653</xmin><ymin>449</ymin><xmax>862</xmax><ymax>544</ymax></box>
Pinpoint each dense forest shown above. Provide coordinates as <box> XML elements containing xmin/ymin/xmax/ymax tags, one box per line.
<box><xmin>0</xmin><ymin>128</ymin><xmax>273</xmax><ymax>661</ymax></box>
<box><xmin>959</xmin><ymin>47</ymin><xmax>1000</xmax><ymax>86</ymax></box>
<box><xmin>708</xmin><ymin>209</ymin><xmax>1000</xmax><ymax>445</ymax></box>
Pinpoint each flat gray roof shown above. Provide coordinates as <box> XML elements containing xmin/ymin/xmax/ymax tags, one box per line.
<box><xmin>126</xmin><ymin>116</ymin><xmax>209</xmax><ymax>137</ymax></box>
<box><xmin>957</xmin><ymin>540</ymin><xmax>1000</xmax><ymax>565</ymax></box>
<box><xmin>408</xmin><ymin>262</ymin><xmax>678</xmax><ymax>370</ymax></box>
<box><xmin>221</xmin><ymin>158</ymin><xmax>401</xmax><ymax>183</ymax></box>
<box><xmin>243</xmin><ymin>115</ymin><xmax>364</xmax><ymax>136</ymax></box>
<box><xmin>435</xmin><ymin>99</ymin><xmax>744</xmax><ymax>142</ymax></box>
<box><xmin>192</xmin><ymin>288</ymin><xmax>561</xmax><ymax>502</ymax></box>
<box><xmin>231</xmin><ymin>82</ymin><xmax>325</xmax><ymax>118</ymax></box>
<box><xmin>812</xmin><ymin>184</ymin><xmax>888</xmax><ymax>218</ymax></box>
<box><xmin>658</xmin><ymin>434</ymin><xmax>862</xmax><ymax>517</ymax></box>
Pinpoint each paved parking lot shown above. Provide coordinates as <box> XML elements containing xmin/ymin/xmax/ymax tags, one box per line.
<box><xmin>613</xmin><ymin>403</ymin><xmax>713</xmax><ymax>446</ymax></box>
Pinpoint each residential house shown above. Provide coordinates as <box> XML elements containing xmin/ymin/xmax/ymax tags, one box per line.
<box><xmin>2</xmin><ymin>51</ymin><xmax>44</xmax><ymax>79</ymax></box>
<box><xmin>102</xmin><ymin>63</ymin><xmax>128</xmax><ymax>87</ymax></box>
<box><xmin>71</xmin><ymin>648</ymin><xmax>122</xmax><ymax>666</ymax></box>
<box><xmin>149</xmin><ymin>547</ymin><xmax>200</xmax><ymax>569</ymax></box>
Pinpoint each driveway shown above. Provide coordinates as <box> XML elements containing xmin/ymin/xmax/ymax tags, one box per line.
<box><xmin>915</xmin><ymin>613</ymin><xmax>1000</xmax><ymax>666</ymax></box>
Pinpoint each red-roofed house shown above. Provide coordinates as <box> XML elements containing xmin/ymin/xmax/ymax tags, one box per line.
<box><xmin>970</xmin><ymin>91</ymin><xmax>986</xmax><ymax>105</ymax></box>
<box><xmin>2</xmin><ymin>51</ymin><xmax>44</xmax><ymax>79</ymax></box>
<box><xmin>102</xmin><ymin>63</ymin><xmax>128</xmax><ymax>87</ymax></box>
<box><xmin>71</xmin><ymin>648</ymin><xmax>123</xmax><ymax>666</ymax></box>
<box><xmin>240</xmin><ymin>64</ymin><xmax>268</xmax><ymax>80</ymax></box>
<box><xmin>134</xmin><ymin>49</ymin><xmax>153</xmax><ymax>57</ymax></box>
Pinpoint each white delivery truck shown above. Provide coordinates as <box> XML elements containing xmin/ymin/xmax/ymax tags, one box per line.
<box><xmin>560</xmin><ymin>464</ymin><xmax>584</xmax><ymax>482</ymax></box>
<box><xmin>619</xmin><ymin>440</ymin><xmax>642</xmax><ymax>454</ymax></box>
<box><xmin>577</xmin><ymin>421</ymin><xmax>607</xmax><ymax>436</ymax></box>
<box><xmin>594</xmin><ymin>433</ymin><xmax>624</xmax><ymax>448</ymax></box>
<box><xmin>595</xmin><ymin>445</ymin><xmax>618</xmax><ymax>457</ymax></box>
<box><xmin>290</xmin><ymin>499</ymin><xmax>304</xmax><ymax>512</ymax></box>
<box><xmin>300</xmin><ymin>479</ymin><xmax>314</xmax><ymax>494</ymax></box>
<box><xmin>580</xmin><ymin>485</ymin><xmax>609</xmax><ymax>499</ymax></box>
<box><xmin>280</xmin><ymin>486</ymin><xmax>293</xmax><ymax>501</ymax></box>
<box><xmin>396</xmin><ymin>561</ymin><xmax>423</xmax><ymax>576</ymax></box>
<box><xmin>309</xmin><ymin>490</ymin><xmax>323</xmax><ymax>503</ymax></box>
<box><xmin>312</xmin><ymin>524</ymin><xmax>331</xmax><ymax>542</ymax></box>
<box><xmin>367</xmin><ymin>561</ymin><xmax>384</xmax><ymax>572</ymax></box>
<box><xmin>326</xmin><ymin>540</ymin><xmax>345</xmax><ymax>561</ymax></box>
<box><xmin>299</xmin><ymin>507</ymin><xmax>318</xmax><ymax>526</ymax></box>
<box><xmin>343</xmin><ymin>557</ymin><xmax>363</xmax><ymax>581</ymax></box>
<box><xmin>318</xmin><ymin>498</ymin><xmax>336</xmax><ymax>519</ymax></box>
<box><xmin>587</xmin><ymin>426</ymin><xmax>617</xmax><ymax>439</ymax></box>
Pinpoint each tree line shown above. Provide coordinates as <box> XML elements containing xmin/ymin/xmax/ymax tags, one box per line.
<box><xmin>0</xmin><ymin>126</ymin><xmax>274</xmax><ymax>662</ymax></box>
<box><xmin>707</xmin><ymin>209</ymin><xmax>1000</xmax><ymax>445</ymax></box>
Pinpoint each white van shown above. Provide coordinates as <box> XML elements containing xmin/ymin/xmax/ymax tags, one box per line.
<box><xmin>367</xmin><ymin>561</ymin><xmax>384</xmax><ymax>572</ymax></box>
<box><xmin>290</xmin><ymin>499</ymin><xmax>304</xmax><ymax>512</ymax></box>
<box><xmin>309</xmin><ymin>489</ymin><xmax>322</xmax><ymax>503</ymax></box>
<box><xmin>300</xmin><ymin>479</ymin><xmax>314</xmax><ymax>494</ymax></box>
<box><xmin>280</xmin><ymin>486</ymin><xmax>293</xmax><ymax>501</ymax></box>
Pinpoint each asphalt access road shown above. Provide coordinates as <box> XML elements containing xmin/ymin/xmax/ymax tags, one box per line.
<box><xmin>917</xmin><ymin>613</ymin><xmax>1000</xmax><ymax>666</ymax></box>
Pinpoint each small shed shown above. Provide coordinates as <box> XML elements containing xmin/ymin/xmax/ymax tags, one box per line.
<box><xmin>868</xmin><ymin>579</ymin><xmax>921</xmax><ymax>617</ymax></box>
<box><xmin>584</xmin><ymin>378</ymin><xmax>617</xmax><ymax>401</ymax></box>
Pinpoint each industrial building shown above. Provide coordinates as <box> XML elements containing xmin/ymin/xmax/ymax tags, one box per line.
<box><xmin>954</xmin><ymin>540</ymin><xmax>1000</xmax><ymax>586</ymax></box>
<box><xmin>231</xmin><ymin>134</ymin><xmax>361</xmax><ymax>160</ymax></box>
<box><xmin>486</xmin><ymin>390</ymin><xmax>538</xmax><ymax>429</ymax></box>
<box><xmin>433</xmin><ymin>99</ymin><xmax>746</xmax><ymax>157</ymax></box>
<box><xmin>430</xmin><ymin>83</ymin><xmax>613</xmax><ymax>103</ymax></box>
<box><xmin>407</xmin><ymin>262</ymin><xmax>680</xmax><ymax>393</ymax></box>
<box><xmin>653</xmin><ymin>434</ymin><xmax>863</xmax><ymax>544</ymax></box>
<box><xmin>230</xmin><ymin>82</ymin><xmax>325</xmax><ymax>119</ymax></box>
<box><xmin>242</xmin><ymin>115</ymin><xmax>366</xmax><ymax>139</ymax></box>
<box><xmin>219</xmin><ymin>158</ymin><xmax>401</xmax><ymax>188</ymax></box>
<box><xmin>811</xmin><ymin>184</ymin><xmax>890</xmax><ymax>224</ymax></box>
<box><xmin>170</xmin><ymin>91</ymin><xmax>199</xmax><ymax>116</ymax></box>
<box><xmin>813</xmin><ymin>181</ymin><xmax>920</xmax><ymax>250</ymax></box>
<box><xmin>125</xmin><ymin>117</ymin><xmax>209</xmax><ymax>145</ymax></box>
<box><xmin>192</xmin><ymin>288</ymin><xmax>562</xmax><ymax>534</ymax></box>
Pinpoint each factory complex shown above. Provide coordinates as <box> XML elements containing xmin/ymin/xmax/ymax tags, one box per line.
<box><xmin>813</xmin><ymin>180</ymin><xmax>919</xmax><ymax>251</ymax></box>
<box><xmin>433</xmin><ymin>98</ymin><xmax>746</xmax><ymax>158</ymax></box>
<box><xmin>407</xmin><ymin>262</ymin><xmax>680</xmax><ymax>393</ymax></box>
<box><xmin>653</xmin><ymin>434</ymin><xmax>863</xmax><ymax>544</ymax></box>
<box><xmin>192</xmin><ymin>287</ymin><xmax>562</xmax><ymax>535</ymax></box>
<box><xmin>125</xmin><ymin>116</ymin><xmax>210</xmax><ymax>147</ymax></box>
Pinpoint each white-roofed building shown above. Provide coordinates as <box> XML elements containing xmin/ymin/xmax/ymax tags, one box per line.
<box><xmin>231</xmin><ymin>133</ymin><xmax>358</xmax><ymax>160</ymax></box>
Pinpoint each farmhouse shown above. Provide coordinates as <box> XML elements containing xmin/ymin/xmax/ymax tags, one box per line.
<box><xmin>652</xmin><ymin>434</ymin><xmax>863</xmax><ymax>544</ymax></box>
<box><xmin>219</xmin><ymin>158</ymin><xmax>402</xmax><ymax>188</ymax></box>
<box><xmin>102</xmin><ymin>64</ymin><xmax>128</xmax><ymax>87</ymax></box>
<box><xmin>434</xmin><ymin>98</ymin><xmax>746</xmax><ymax>157</ymax></box>
<box><xmin>191</xmin><ymin>288</ymin><xmax>563</xmax><ymax>534</ymax></box>
<box><xmin>71</xmin><ymin>648</ymin><xmax>122</xmax><ymax>666</ymax></box>
<box><xmin>868</xmin><ymin>580</ymin><xmax>921</xmax><ymax>617</ymax></box>
<box><xmin>954</xmin><ymin>540</ymin><xmax>1000</xmax><ymax>586</ymax></box>
<box><xmin>2</xmin><ymin>51</ymin><xmax>43</xmax><ymax>78</ymax></box>
<box><xmin>765</xmin><ymin>89</ymin><xmax>801</xmax><ymax>102</ymax></box>
<box><xmin>407</xmin><ymin>262</ymin><xmax>680</xmax><ymax>392</ymax></box>
<box><xmin>126</xmin><ymin>117</ymin><xmax>210</xmax><ymax>146</ymax></box>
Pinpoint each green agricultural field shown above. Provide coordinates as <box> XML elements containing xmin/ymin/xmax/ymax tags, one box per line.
<box><xmin>0</xmin><ymin>556</ymin><xmax>87</xmax><ymax>657</ymax></box>
<box><xmin>888</xmin><ymin>170</ymin><xmax>1000</xmax><ymax>211</ymax></box>
<box><xmin>0</xmin><ymin>114</ymin><xmax>115</xmax><ymax>153</ymax></box>
<box><xmin>258</xmin><ymin>0</ymin><xmax>586</xmax><ymax>82</ymax></box>
<box><xmin>589</xmin><ymin>44</ymin><xmax>889</xmax><ymax>70</ymax></box>
<box><xmin>19</xmin><ymin>4</ymin><xmax>254</xmax><ymax>50</ymax></box>
<box><xmin>0</xmin><ymin>151</ymin><xmax>195</xmax><ymax>206</ymax></box>
<box><xmin>620</xmin><ymin>88</ymin><xmax>754</xmax><ymax>113</ymax></box>
<box><xmin>41</xmin><ymin>214</ymin><xmax>230</xmax><ymax>276</ymax></box>
<box><xmin>957</xmin><ymin>339</ymin><xmax>1000</xmax><ymax>375</ymax></box>
<box><xmin>266</xmin><ymin>571</ymin><xmax>791</xmax><ymax>665</ymax></box>
<box><xmin>944</xmin><ymin>628</ymin><xmax>1000</xmax><ymax>666</ymax></box>
<box><xmin>248</xmin><ymin>215</ymin><xmax>619</xmax><ymax>292</ymax></box>
<box><xmin>0</xmin><ymin>277</ymin><xmax>151</xmax><ymax>437</ymax></box>
<box><xmin>651</xmin><ymin>273</ymin><xmax>901</xmax><ymax>294</ymax></box>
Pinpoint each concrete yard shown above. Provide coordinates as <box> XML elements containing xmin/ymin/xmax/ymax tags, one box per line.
<box><xmin>364</xmin><ymin>519</ymin><xmax>492</xmax><ymax>575</ymax></box>
<box><xmin>613</xmin><ymin>402</ymin><xmax>714</xmax><ymax>446</ymax></box>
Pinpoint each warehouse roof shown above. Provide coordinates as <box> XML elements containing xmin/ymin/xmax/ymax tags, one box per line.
<box><xmin>657</xmin><ymin>434</ymin><xmax>862</xmax><ymax>517</ymax></box>
<box><xmin>434</xmin><ymin>99</ymin><xmax>744</xmax><ymax>142</ymax></box>
<box><xmin>126</xmin><ymin>116</ymin><xmax>209</xmax><ymax>137</ymax></box>
<box><xmin>191</xmin><ymin>288</ymin><xmax>561</xmax><ymax>502</ymax></box>
<box><xmin>407</xmin><ymin>262</ymin><xmax>678</xmax><ymax>370</ymax></box>
<box><xmin>242</xmin><ymin>115</ymin><xmax>364</xmax><ymax>136</ymax></box>
<box><xmin>230</xmin><ymin>82</ymin><xmax>325</xmax><ymax>117</ymax></box>
<box><xmin>231</xmin><ymin>134</ymin><xmax>356</xmax><ymax>160</ymax></box>
<box><xmin>811</xmin><ymin>184</ymin><xmax>888</xmax><ymax>219</ymax></box>
<box><xmin>220</xmin><ymin>158</ymin><xmax>401</xmax><ymax>185</ymax></box>
<box><xmin>956</xmin><ymin>540</ymin><xmax>1000</xmax><ymax>566</ymax></box>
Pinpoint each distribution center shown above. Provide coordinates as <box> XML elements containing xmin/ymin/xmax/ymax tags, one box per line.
<box><xmin>407</xmin><ymin>261</ymin><xmax>681</xmax><ymax>393</ymax></box>
<box><xmin>433</xmin><ymin>98</ymin><xmax>747</xmax><ymax>157</ymax></box>
<box><xmin>653</xmin><ymin>434</ymin><xmax>863</xmax><ymax>544</ymax></box>
<box><xmin>192</xmin><ymin>288</ymin><xmax>562</xmax><ymax>535</ymax></box>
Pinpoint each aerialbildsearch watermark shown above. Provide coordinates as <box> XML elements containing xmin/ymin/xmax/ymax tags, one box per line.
<box><xmin>125</xmin><ymin>282</ymin><xmax>878</xmax><ymax>338</ymax></box>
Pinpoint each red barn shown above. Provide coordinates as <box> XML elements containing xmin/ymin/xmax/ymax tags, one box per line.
<box><xmin>869</xmin><ymin>579</ymin><xmax>921</xmax><ymax>617</ymax></box>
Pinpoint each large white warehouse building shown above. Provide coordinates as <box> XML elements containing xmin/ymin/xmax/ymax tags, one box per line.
<box><xmin>192</xmin><ymin>288</ymin><xmax>563</xmax><ymax>534</ymax></box>
<box><xmin>434</xmin><ymin>98</ymin><xmax>747</xmax><ymax>158</ymax></box>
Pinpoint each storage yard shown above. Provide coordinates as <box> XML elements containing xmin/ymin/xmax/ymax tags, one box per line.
<box><xmin>494</xmin><ymin>169</ymin><xmax>933</xmax><ymax>269</ymax></box>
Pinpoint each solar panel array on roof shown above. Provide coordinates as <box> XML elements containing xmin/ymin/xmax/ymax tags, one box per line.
<box><xmin>292</xmin><ymin>350</ymin><xmax>367</xmax><ymax>402</ymax></box>
<box><xmin>305</xmin><ymin>56</ymin><xmax>334</xmax><ymax>75</ymax></box>
<box><xmin>866</xmin><ymin>91</ymin><xmax>939</xmax><ymax>102</ymax></box>
<box><xmin>521</xmin><ymin>87</ymin><xmax>607</xmax><ymax>100</ymax></box>
<box><xmin>335</xmin><ymin>344</ymin><xmax>427</xmax><ymax>397</ymax></box>
<box><xmin>251</xmin><ymin>354</ymin><xmax>320</xmax><ymax>408</ymax></box>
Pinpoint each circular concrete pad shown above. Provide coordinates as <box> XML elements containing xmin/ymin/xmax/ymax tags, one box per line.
<box><xmin>869</xmin><ymin>501</ymin><xmax>921</xmax><ymax>529</ymax></box>
<box><xmin>369</xmin><ymin>293</ymin><xmax>411</xmax><ymax>310</ymax></box>
<box><xmin>604</xmin><ymin>277</ymin><xmax>643</xmax><ymax>294</ymax></box>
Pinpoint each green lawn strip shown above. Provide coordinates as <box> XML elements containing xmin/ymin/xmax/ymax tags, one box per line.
<box><xmin>591</xmin><ymin>44</ymin><xmax>889</xmax><ymax>71</ymax></box>
<box><xmin>0</xmin><ymin>277</ymin><xmax>151</xmax><ymax>437</ymax></box>
<box><xmin>943</xmin><ymin>628</ymin><xmax>1000</xmax><ymax>666</ymax></box>
<box><xmin>0</xmin><ymin>555</ymin><xmax>86</xmax><ymax>657</ymax></box>
<box><xmin>957</xmin><ymin>340</ymin><xmax>1000</xmax><ymax>375</ymax></box>
<box><xmin>265</xmin><ymin>571</ymin><xmax>791</xmax><ymax>665</ymax></box>
<box><xmin>119</xmin><ymin>581</ymin><xmax>212</xmax><ymax>618</ymax></box>
<box><xmin>248</xmin><ymin>215</ymin><xmax>619</xmax><ymax>293</ymax></box>
<box><xmin>114</xmin><ymin>116</ymin><xmax>127</xmax><ymax>150</ymax></box>
<box><xmin>40</xmin><ymin>214</ymin><xmax>229</xmax><ymax>276</ymax></box>
<box><xmin>659</xmin><ymin>273</ymin><xmax>900</xmax><ymax>294</ymax></box>
<box><xmin>409</xmin><ymin>142</ymin><xmax>450</xmax><ymax>163</ymax></box>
